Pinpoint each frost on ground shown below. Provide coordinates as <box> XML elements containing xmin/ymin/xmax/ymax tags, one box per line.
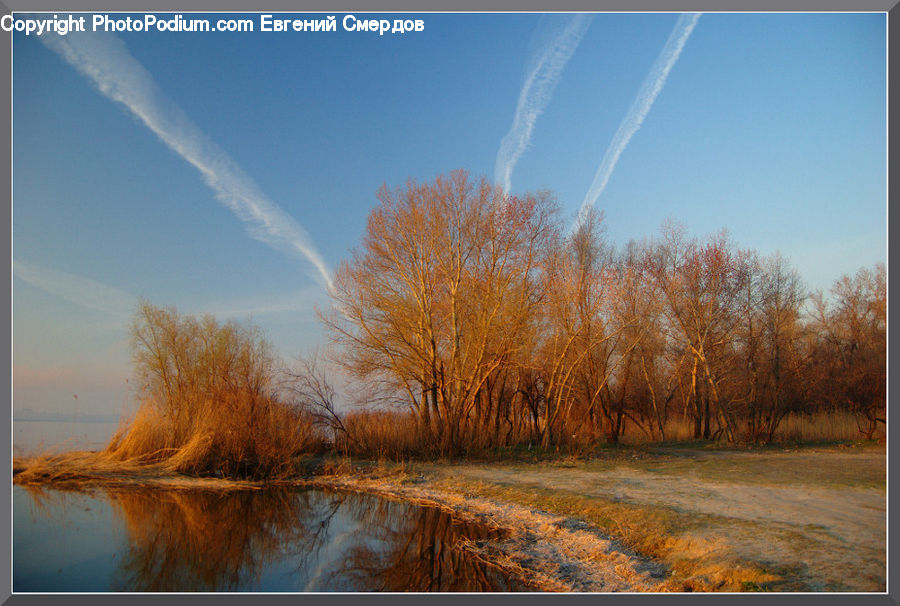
<box><xmin>445</xmin><ymin>447</ymin><xmax>886</xmax><ymax>592</ymax></box>
<box><xmin>303</xmin><ymin>474</ymin><xmax>668</xmax><ymax>592</ymax></box>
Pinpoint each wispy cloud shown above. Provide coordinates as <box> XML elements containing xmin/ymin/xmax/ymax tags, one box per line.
<box><xmin>204</xmin><ymin>284</ymin><xmax>328</xmax><ymax>320</ymax></box>
<box><xmin>13</xmin><ymin>260</ymin><xmax>136</xmax><ymax>318</ymax></box>
<box><xmin>578</xmin><ymin>13</ymin><xmax>701</xmax><ymax>224</ymax></box>
<box><xmin>14</xmin><ymin>259</ymin><xmax>321</xmax><ymax>322</ymax></box>
<box><xmin>495</xmin><ymin>14</ymin><xmax>592</xmax><ymax>195</ymax></box>
<box><xmin>39</xmin><ymin>30</ymin><xmax>334</xmax><ymax>290</ymax></box>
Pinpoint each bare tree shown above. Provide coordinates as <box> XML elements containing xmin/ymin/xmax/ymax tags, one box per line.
<box><xmin>282</xmin><ymin>352</ymin><xmax>354</xmax><ymax>449</ymax></box>
<box><xmin>322</xmin><ymin>171</ymin><xmax>558</xmax><ymax>454</ymax></box>
<box><xmin>644</xmin><ymin>224</ymin><xmax>748</xmax><ymax>442</ymax></box>
<box><xmin>319</xmin><ymin>172</ymin><xmax>885</xmax><ymax>450</ymax></box>
<box><xmin>809</xmin><ymin>264</ymin><xmax>885</xmax><ymax>439</ymax></box>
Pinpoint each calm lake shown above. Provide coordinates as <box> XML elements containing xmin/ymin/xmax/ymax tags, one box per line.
<box><xmin>14</xmin><ymin>419</ymin><xmax>120</xmax><ymax>456</ymax></box>
<box><xmin>13</xmin><ymin>485</ymin><xmax>531</xmax><ymax>592</ymax></box>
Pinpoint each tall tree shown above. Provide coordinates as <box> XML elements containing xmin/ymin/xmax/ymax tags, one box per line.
<box><xmin>322</xmin><ymin>171</ymin><xmax>558</xmax><ymax>454</ymax></box>
<box><xmin>645</xmin><ymin>223</ymin><xmax>748</xmax><ymax>442</ymax></box>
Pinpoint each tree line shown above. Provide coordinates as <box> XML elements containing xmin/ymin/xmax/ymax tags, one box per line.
<box><xmin>116</xmin><ymin>170</ymin><xmax>885</xmax><ymax>472</ymax></box>
<box><xmin>321</xmin><ymin>170</ymin><xmax>885</xmax><ymax>455</ymax></box>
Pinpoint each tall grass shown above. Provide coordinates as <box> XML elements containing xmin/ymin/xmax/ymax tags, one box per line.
<box><xmin>103</xmin><ymin>394</ymin><xmax>322</xmax><ymax>478</ymax></box>
<box><xmin>326</xmin><ymin>407</ymin><xmax>883</xmax><ymax>460</ymax></box>
<box><xmin>773</xmin><ymin>410</ymin><xmax>880</xmax><ymax>443</ymax></box>
<box><xmin>336</xmin><ymin>410</ymin><xmax>427</xmax><ymax>460</ymax></box>
<box><xmin>14</xmin><ymin>396</ymin><xmax>324</xmax><ymax>484</ymax></box>
<box><xmin>596</xmin><ymin>410</ymin><xmax>881</xmax><ymax>447</ymax></box>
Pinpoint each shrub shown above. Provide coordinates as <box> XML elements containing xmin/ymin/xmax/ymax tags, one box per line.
<box><xmin>104</xmin><ymin>302</ymin><xmax>320</xmax><ymax>478</ymax></box>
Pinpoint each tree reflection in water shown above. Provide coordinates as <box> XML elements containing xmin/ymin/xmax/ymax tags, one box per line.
<box><xmin>106</xmin><ymin>488</ymin><xmax>334</xmax><ymax>591</ymax></box>
<box><xmin>28</xmin><ymin>486</ymin><xmax>530</xmax><ymax>591</ymax></box>
<box><xmin>324</xmin><ymin>495</ymin><xmax>527</xmax><ymax>591</ymax></box>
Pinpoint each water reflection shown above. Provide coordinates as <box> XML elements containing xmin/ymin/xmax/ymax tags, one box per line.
<box><xmin>15</xmin><ymin>485</ymin><xmax>529</xmax><ymax>592</ymax></box>
<box><xmin>107</xmin><ymin>489</ymin><xmax>311</xmax><ymax>591</ymax></box>
<box><xmin>325</xmin><ymin>495</ymin><xmax>520</xmax><ymax>591</ymax></box>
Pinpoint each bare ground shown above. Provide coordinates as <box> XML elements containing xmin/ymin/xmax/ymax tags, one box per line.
<box><xmin>419</xmin><ymin>445</ymin><xmax>886</xmax><ymax>591</ymax></box>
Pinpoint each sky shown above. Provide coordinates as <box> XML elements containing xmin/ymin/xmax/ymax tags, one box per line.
<box><xmin>12</xmin><ymin>12</ymin><xmax>887</xmax><ymax>424</ymax></box>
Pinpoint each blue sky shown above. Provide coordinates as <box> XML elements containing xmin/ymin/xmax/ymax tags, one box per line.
<box><xmin>12</xmin><ymin>12</ymin><xmax>886</xmax><ymax>422</ymax></box>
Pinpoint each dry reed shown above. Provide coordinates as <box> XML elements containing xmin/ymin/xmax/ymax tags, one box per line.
<box><xmin>331</xmin><ymin>407</ymin><xmax>883</xmax><ymax>460</ymax></box>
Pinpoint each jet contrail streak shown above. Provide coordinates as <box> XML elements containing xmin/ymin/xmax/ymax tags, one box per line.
<box><xmin>578</xmin><ymin>13</ymin><xmax>701</xmax><ymax>225</ymax></box>
<box><xmin>13</xmin><ymin>260</ymin><xmax>136</xmax><ymax>317</ymax></box>
<box><xmin>14</xmin><ymin>258</ymin><xmax>323</xmax><ymax>322</ymax></box>
<box><xmin>40</xmin><ymin>30</ymin><xmax>334</xmax><ymax>291</ymax></box>
<box><xmin>495</xmin><ymin>14</ymin><xmax>592</xmax><ymax>195</ymax></box>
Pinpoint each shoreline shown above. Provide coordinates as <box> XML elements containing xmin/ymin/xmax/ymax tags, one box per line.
<box><xmin>13</xmin><ymin>459</ymin><xmax>668</xmax><ymax>592</ymax></box>
<box><xmin>295</xmin><ymin>471</ymin><xmax>669</xmax><ymax>592</ymax></box>
<box><xmin>13</xmin><ymin>442</ymin><xmax>886</xmax><ymax>592</ymax></box>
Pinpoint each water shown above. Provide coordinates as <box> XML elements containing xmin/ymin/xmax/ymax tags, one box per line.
<box><xmin>13</xmin><ymin>420</ymin><xmax>121</xmax><ymax>456</ymax></box>
<box><xmin>13</xmin><ymin>485</ymin><xmax>530</xmax><ymax>592</ymax></box>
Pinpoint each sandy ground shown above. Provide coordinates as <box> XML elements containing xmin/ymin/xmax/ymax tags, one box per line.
<box><xmin>438</xmin><ymin>447</ymin><xmax>886</xmax><ymax>591</ymax></box>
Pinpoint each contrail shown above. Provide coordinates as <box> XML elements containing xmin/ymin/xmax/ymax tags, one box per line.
<box><xmin>577</xmin><ymin>13</ymin><xmax>701</xmax><ymax>225</ymax></box>
<box><xmin>208</xmin><ymin>284</ymin><xmax>328</xmax><ymax>319</ymax></box>
<box><xmin>495</xmin><ymin>14</ymin><xmax>592</xmax><ymax>195</ymax></box>
<box><xmin>14</xmin><ymin>259</ymin><xmax>321</xmax><ymax>320</ymax></box>
<box><xmin>13</xmin><ymin>260</ymin><xmax>136</xmax><ymax>317</ymax></box>
<box><xmin>39</xmin><ymin>30</ymin><xmax>334</xmax><ymax>291</ymax></box>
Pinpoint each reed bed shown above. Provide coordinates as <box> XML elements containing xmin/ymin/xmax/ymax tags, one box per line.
<box><xmin>102</xmin><ymin>395</ymin><xmax>324</xmax><ymax>478</ymax></box>
<box><xmin>15</xmin><ymin>389</ymin><xmax>327</xmax><ymax>484</ymax></box>
<box><xmin>328</xmin><ymin>407</ymin><xmax>882</xmax><ymax>461</ymax></box>
<box><xmin>14</xmin><ymin>405</ymin><xmax>879</xmax><ymax>487</ymax></box>
<box><xmin>612</xmin><ymin>410</ymin><xmax>877</xmax><ymax>446</ymax></box>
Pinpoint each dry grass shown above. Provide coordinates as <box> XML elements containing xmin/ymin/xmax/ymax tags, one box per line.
<box><xmin>774</xmin><ymin>410</ymin><xmax>879</xmax><ymax>442</ymax></box>
<box><xmin>616</xmin><ymin>417</ymin><xmax>697</xmax><ymax>445</ymax></box>
<box><xmin>12</xmin><ymin>450</ymin><xmax>274</xmax><ymax>490</ymax></box>
<box><xmin>331</xmin><ymin>408</ymin><xmax>880</xmax><ymax>461</ymax></box>
<box><xmin>14</xmin><ymin>450</ymin><xmax>159</xmax><ymax>486</ymax></box>
<box><xmin>102</xmin><ymin>394</ymin><xmax>324</xmax><ymax>479</ymax></box>
<box><xmin>428</xmin><ymin>476</ymin><xmax>787</xmax><ymax>592</ymax></box>
<box><xmin>15</xmin><ymin>406</ymin><xmax>876</xmax><ymax>488</ymax></box>
<box><xmin>14</xmin><ymin>397</ymin><xmax>325</xmax><ymax>485</ymax></box>
<box><xmin>337</xmin><ymin>410</ymin><xmax>428</xmax><ymax>459</ymax></box>
<box><xmin>604</xmin><ymin>410</ymin><xmax>879</xmax><ymax>447</ymax></box>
